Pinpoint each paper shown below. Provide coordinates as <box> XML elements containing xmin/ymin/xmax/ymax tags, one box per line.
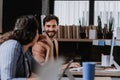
<box><xmin>93</xmin><ymin>40</ymin><xmax>98</xmax><ymax>45</ymax></box>
<box><xmin>89</xmin><ymin>30</ymin><xmax>96</xmax><ymax>39</ymax></box>
<box><xmin>105</xmin><ymin>40</ymin><xmax>111</xmax><ymax>45</ymax></box>
<box><xmin>116</xmin><ymin>27</ymin><xmax>120</xmax><ymax>39</ymax></box>
<box><xmin>98</xmin><ymin>40</ymin><xmax>105</xmax><ymax>46</ymax></box>
<box><xmin>116</xmin><ymin>40</ymin><xmax>120</xmax><ymax>46</ymax></box>
<box><xmin>101</xmin><ymin>54</ymin><xmax>110</xmax><ymax>66</ymax></box>
<box><xmin>69</xmin><ymin>67</ymin><xmax>82</xmax><ymax>72</ymax></box>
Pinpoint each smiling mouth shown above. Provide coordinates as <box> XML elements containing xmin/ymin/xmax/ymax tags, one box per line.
<box><xmin>48</xmin><ymin>32</ymin><xmax>55</xmax><ymax>34</ymax></box>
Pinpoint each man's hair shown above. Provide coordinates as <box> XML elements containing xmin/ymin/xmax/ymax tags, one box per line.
<box><xmin>43</xmin><ymin>14</ymin><xmax>59</xmax><ymax>26</ymax></box>
<box><xmin>0</xmin><ymin>15</ymin><xmax>39</xmax><ymax>45</ymax></box>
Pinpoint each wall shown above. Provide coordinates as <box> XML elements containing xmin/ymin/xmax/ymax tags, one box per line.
<box><xmin>2</xmin><ymin>0</ymin><xmax>42</xmax><ymax>33</ymax></box>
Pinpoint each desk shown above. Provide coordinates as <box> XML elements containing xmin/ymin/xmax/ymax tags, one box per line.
<box><xmin>70</xmin><ymin>70</ymin><xmax>120</xmax><ymax>77</ymax></box>
<box><xmin>63</xmin><ymin>67</ymin><xmax>120</xmax><ymax>80</ymax></box>
<box><xmin>62</xmin><ymin>77</ymin><xmax>117</xmax><ymax>80</ymax></box>
<box><xmin>69</xmin><ymin>62</ymin><xmax>120</xmax><ymax>77</ymax></box>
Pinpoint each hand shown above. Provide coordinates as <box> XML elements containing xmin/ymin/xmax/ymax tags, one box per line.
<box><xmin>41</xmin><ymin>32</ymin><xmax>53</xmax><ymax>47</ymax></box>
<box><xmin>32</xmin><ymin>32</ymin><xmax>54</xmax><ymax>64</ymax></box>
<box><xmin>69</xmin><ymin>62</ymin><xmax>80</xmax><ymax>68</ymax></box>
<box><xmin>32</xmin><ymin>41</ymin><xmax>50</xmax><ymax>64</ymax></box>
<box><xmin>27</xmin><ymin>78</ymin><xmax>39</xmax><ymax>80</ymax></box>
<box><xmin>40</xmin><ymin>32</ymin><xmax>54</xmax><ymax>61</ymax></box>
<box><xmin>61</xmin><ymin>62</ymin><xmax>81</xmax><ymax>70</ymax></box>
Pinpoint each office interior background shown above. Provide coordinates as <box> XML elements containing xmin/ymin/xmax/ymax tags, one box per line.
<box><xmin>0</xmin><ymin>0</ymin><xmax>120</xmax><ymax>63</ymax></box>
<box><xmin>0</xmin><ymin>0</ymin><xmax>120</xmax><ymax>33</ymax></box>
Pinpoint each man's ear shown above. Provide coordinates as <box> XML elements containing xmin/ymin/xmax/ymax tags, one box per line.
<box><xmin>57</xmin><ymin>25</ymin><xmax>59</xmax><ymax>31</ymax></box>
<box><xmin>41</xmin><ymin>26</ymin><xmax>45</xmax><ymax>34</ymax></box>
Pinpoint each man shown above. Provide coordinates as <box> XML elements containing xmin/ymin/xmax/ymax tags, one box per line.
<box><xmin>42</xmin><ymin>14</ymin><xmax>59</xmax><ymax>60</ymax></box>
<box><xmin>32</xmin><ymin>14</ymin><xmax>80</xmax><ymax>68</ymax></box>
<box><xmin>32</xmin><ymin>15</ymin><xmax>58</xmax><ymax>64</ymax></box>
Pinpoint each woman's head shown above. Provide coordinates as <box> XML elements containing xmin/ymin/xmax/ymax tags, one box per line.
<box><xmin>0</xmin><ymin>15</ymin><xmax>39</xmax><ymax>45</ymax></box>
<box><xmin>13</xmin><ymin>15</ymin><xmax>39</xmax><ymax>45</ymax></box>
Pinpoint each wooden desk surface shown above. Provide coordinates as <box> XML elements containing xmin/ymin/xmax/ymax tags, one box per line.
<box><xmin>71</xmin><ymin>70</ymin><xmax>120</xmax><ymax>77</ymax></box>
<box><xmin>69</xmin><ymin>62</ymin><xmax>120</xmax><ymax>77</ymax></box>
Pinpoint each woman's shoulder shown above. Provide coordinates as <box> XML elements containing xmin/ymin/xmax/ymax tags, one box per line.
<box><xmin>4</xmin><ymin>39</ymin><xmax>19</xmax><ymax>44</ymax></box>
<box><xmin>0</xmin><ymin>39</ymin><xmax>22</xmax><ymax>56</ymax></box>
<box><xmin>0</xmin><ymin>39</ymin><xmax>21</xmax><ymax>48</ymax></box>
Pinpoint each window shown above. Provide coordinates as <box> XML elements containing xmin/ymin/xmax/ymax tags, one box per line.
<box><xmin>94</xmin><ymin>1</ymin><xmax>120</xmax><ymax>36</ymax></box>
<box><xmin>54</xmin><ymin>0</ymin><xmax>89</xmax><ymax>25</ymax></box>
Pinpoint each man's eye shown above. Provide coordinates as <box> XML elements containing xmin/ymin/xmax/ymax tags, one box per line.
<box><xmin>53</xmin><ymin>25</ymin><xmax>57</xmax><ymax>28</ymax></box>
<box><xmin>47</xmin><ymin>25</ymin><xmax>50</xmax><ymax>27</ymax></box>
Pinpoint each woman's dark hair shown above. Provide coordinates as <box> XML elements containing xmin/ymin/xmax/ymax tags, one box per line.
<box><xmin>43</xmin><ymin>14</ymin><xmax>59</xmax><ymax>26</ymax></box>
<box><xmin>0</xmin><ymin>15</ymin><xmax>39</xmax><ymax>45</ymax></box>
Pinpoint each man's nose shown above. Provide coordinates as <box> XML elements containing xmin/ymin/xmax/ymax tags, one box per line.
<box><xmin>49</xmin><ymin>27</ymin><xmax>54</xmax><ymax>31</ymax></box>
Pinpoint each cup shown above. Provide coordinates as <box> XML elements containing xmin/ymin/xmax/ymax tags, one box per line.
<box><xmin>82</xmin><ymin>62</ymin><xmax>95</xmax><ymax>80</ymax></box>
<box><xmin>101</xmin><ymin>54</ymin><xmax>110</xmax><ymax>66</ymax></box>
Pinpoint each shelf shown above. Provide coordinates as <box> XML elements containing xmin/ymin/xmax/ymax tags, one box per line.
<box><xmin>57</xmin><ymin>39</ymin><xmax>117</xmax><ymax>42</ymax></box>
<box><xmin>58</xmin><ymin>39</ymin><xmax>93</xmax><ymax>42</ymax></box>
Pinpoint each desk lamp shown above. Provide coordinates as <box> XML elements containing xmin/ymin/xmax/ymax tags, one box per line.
<box><xmin>109</xmin><ymin>29</ymin><xmax>120</xmax><ymax>71</ymax></box>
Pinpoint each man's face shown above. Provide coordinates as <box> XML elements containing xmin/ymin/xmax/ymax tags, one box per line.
<box><xmin>44</xmin><ymin>19</ymin><xmax>58</xmax><ymax>38</ymax></box>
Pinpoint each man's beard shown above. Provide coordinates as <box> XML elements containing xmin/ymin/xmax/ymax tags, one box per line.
<box><xmin>46</xmin><ymin>31</ymin><xmax>56</xmax><ymax>38</ymax></box>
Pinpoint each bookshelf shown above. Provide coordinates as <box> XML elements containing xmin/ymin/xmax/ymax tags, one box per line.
<box><xmin>58</xmin><ymin>39</ymin><xmax>119</xmax><ymax>42</ymax></box>
<box><xmin>58</xmin><ymin>39</ymin><xmax>92</xmax><ymax>42</ymax></box>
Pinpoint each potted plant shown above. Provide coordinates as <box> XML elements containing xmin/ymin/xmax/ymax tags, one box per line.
<box><xmin>97</xmin><ymin>16</ymin><xmax>103</xmax><ymax>39</ymax></box>
<box><xmin>103</xmin><ymin>24</ymin><xmax>108</xmax><ymax>39</ymax></box>
<box><xmin>79</xmin><ymin>19</ymin><xmax>86</xmax><ymax>39</ymax></box>
<box><xmin>106</xmin><ymin>16</ymin><xmax>114</xmax><ymax>39</ymax></box>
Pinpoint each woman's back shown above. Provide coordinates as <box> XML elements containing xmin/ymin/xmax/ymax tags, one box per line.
<box><xmin>0</xmin><ymin>40</ymin><xmax>27</xmax><ymax>79</ymax></box>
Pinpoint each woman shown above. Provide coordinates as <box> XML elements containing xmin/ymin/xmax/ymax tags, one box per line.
<box><xmin>0</xmin><ymin>15</ymin><xmax>39</xmax><ymax>80</ymax></box>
